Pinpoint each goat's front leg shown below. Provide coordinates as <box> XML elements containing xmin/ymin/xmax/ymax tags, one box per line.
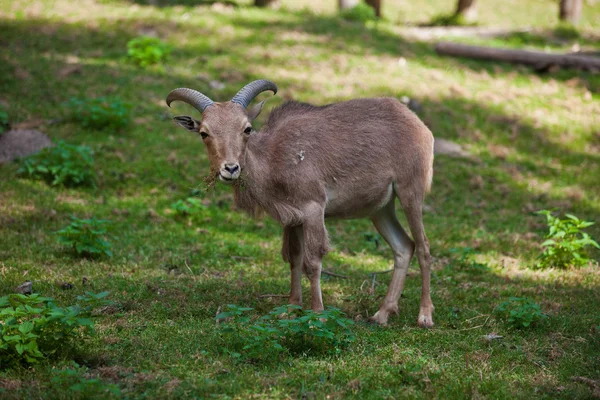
<box><xmin>301</xmin><ymin>203</ymin><xmax>329</xmax><ymax>312</ymax></box>
<box><xmin>282</xmin><ymin>225</ymin><xmax>304</xmax><ymax>306</ymax></box>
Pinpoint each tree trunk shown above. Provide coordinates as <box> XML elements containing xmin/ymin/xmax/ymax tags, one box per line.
<box><xmin>365</xmin><ymin>0</ymin><xmax>382</xmax><ymax>18</ymax></box>
<box><xmin>559</xmin><ymin>0</ymin><xmax>582</xmax><ymax>25</ymax></box>
<box><xmin>254</xmin><ymin>0</ymin><xmax>277</xmax><ymax>7</ymax></box>
<box><xmin>455</xmin><ymin>0</ymin><xmax>477</xmax><ymax>22</ymax></box>
<box><xmin>435</xmin><ymin>42</ymin><xmax>600</xmax><ymax>71</ymax></box>
<box><xmin>338</xmin><ymin>0</ymin><xmax>359</xmax><ymax>10</ymax></box>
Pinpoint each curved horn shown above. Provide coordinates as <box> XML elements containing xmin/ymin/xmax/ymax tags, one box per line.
<box><xmin>166</xmin><ymin>88</ymin><xmax>214</xmax><ymax>112</ymax></box>
<box><xmin>230</xmin><ymin>80</ymin><xmax>277</xmax><ymax>109</ymax></box>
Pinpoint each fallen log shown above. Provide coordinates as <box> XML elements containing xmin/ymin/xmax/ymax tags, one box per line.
<box><xmin>435</xmin><ymin>41</ymin><xmax>600</xmax><ymax>72</ymax></box>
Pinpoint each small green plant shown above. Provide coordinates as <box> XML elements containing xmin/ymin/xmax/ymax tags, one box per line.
<box><xmin>57</xmin><ymin>216</ymin><xmax>113</xmax><ymax>258</ymax></box>
<box><xmin>553</xmin><ymin>23</ymin><xmax>580</xmax><ymax>40</ymax></box>
<box><xmin>536</xmin><ymin>210</ymin><xmax>599</xmax><ymax>269</ymax></box>
<box><xmin>448</xmin><ymin>247</ymin><xmax>477</xmax><ymax>264</ymax></box>
<box><xmin>495</xmin><ymin>297</ymin><xmax>547</xmax><ymax>329</ymax></box>
<box><xmin>0</xmin><ymin>106</ymin><xmax>9</xmax><ymax>135</ymax></box>
<box><xmin>0</xmin><ymin>292</ymin><xmax>112</xmax><ymax>366</ymax></box>
<box><xmin>216</xmin><ymin>304</ymin><xmax>355</xmax><ymax>362</ymax></box>
<box><xmin>18</xmin><ymin>141</ymin><xmax>96</xmax><ymax>187</ymax></box>
<box><xmin>65</xmin><ymin>97</ymin><xmax>130</xmax><ymax>130</ymax></box>
<box><xmin>170</xmin><ymin>197</ymin><xmax>206</xmax><ymax>217</ymax></box>
<box><xmin>429</xmin><ymin>13</ymin><xmax>476</xmax><ymax>27</ymax></box>
<box><xmin>127</xmin><ymin>36</ymin><xmax>172</xmax><ymax>67</ymax></box>
<box><xmin>50</xmin><ymin>362</ymin><xmax>121</xmax><ymax>398</ymax></box>
<box><xmin>340</xmin><ymin>2</ymin><xmax>377</xmax><ymax>23</ymax></box>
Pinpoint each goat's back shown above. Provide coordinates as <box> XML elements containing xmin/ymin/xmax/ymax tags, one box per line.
<box><xmin>249</xmin><ymin>98</ymin><xmax>434</xmax><ymax>203</ymax></box>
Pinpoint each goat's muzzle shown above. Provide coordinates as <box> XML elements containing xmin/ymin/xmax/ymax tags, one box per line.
<box><xmin>219</xmin><ymin>163</ymin><xmax>241</xmax><ymax>184</ymax></box>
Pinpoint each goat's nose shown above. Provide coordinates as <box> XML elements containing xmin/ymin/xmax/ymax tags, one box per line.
<box><xmin>224</xmin><ymin>163</ymin><xmax>239</xmax><ymax>174</ymax></box>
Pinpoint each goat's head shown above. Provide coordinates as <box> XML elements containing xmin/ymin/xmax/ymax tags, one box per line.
<box><xmin>166</xmin><ymin>80</ymin><xmax>277</xmax><ymax>184</ymax></box>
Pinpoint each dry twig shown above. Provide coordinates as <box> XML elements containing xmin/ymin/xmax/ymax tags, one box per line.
<box><xmin>322</xmin><ymin>270</ymin><xmax>348</xmax><ymax>279</ymax></box>
<box><xmin>571</xmin><ymin>376</ymin><xmax>600</xmax><ymax>398</ymax></box>
<box><xmin>215</xmin><ymin>306</ymin><xmax>222</xmax><ymax>325</ymax></box>
<box><xmin>370</xmin><ymin>274</ymin><xmax>377</xmax><ymax>295</ymax></box>
<box><xmin>370</xmin><ymin>269</ymin><xmax>394</xmax><ymax>275</ymax></box>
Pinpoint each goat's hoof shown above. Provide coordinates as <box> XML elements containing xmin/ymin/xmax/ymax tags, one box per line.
<box><xmin>368</xmin><ymin>311</ymin><xmax>389</xmax><ymax>326</ymax></box>
<box><xmin>417</xmin><ymin>314</ymin><xmax>434</xmax><ymax>328</ymax></box>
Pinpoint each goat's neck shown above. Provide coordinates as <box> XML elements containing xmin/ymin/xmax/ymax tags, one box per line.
<box><xmin>241</xmin><ymin>135</ymin><xmax>267</xmax><ymax>184</ymax></box>
<box><xmin>232</xmin><ymin>134</ymin><xmax>267</xmax><ymax>216</ymax></box>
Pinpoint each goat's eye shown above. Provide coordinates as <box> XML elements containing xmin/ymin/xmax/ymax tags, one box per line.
<box><xmin>199</xmin><ymin>132</ymin><xmax>208</xmax><ymax>139</ymax></box>
<box><xmin>244</xmin><ymin>127</ymin><xmax>252</xmax><ymax>134</ymax></box>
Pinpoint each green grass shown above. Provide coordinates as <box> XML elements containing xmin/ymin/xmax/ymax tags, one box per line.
<box><xmin>1</xmin><ymin>0</ymin><xmax>599</xmax><ymax>398</ymax></box>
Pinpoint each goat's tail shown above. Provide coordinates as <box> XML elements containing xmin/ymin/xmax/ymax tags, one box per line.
<box><xmin>424</xmin><ymin>137</ymin><xmax>434</xmax><ymax>194</ymax></box>
<box><xmin>424</xmin><ymin>164</ymin><xmax>433</xmax><ymax>194</ymax></box>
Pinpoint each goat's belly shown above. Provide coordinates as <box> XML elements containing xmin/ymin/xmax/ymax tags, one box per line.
<box><xmin>324</xmin><ymin>183</ymin><xmax>393</xmax><ymax>219</ymax></box>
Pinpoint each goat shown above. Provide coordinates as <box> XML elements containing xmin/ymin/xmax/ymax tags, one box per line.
<box><xmin>166</xmin><ymin>80</ymin><xmax>435</xmax><ymax>327</ymax></box>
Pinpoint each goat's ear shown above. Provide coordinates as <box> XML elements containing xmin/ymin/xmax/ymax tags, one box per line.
<box><xmin>247</xmin><ymin>100</ymin><xmax>266</xmax><ymax>122</ymax></box>
<box><xmin>173</xmin><ymin>115</ymin><xmax>200</xmax><ymax>132</ymax></box>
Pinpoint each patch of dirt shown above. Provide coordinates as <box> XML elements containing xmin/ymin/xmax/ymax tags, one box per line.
<box><xmin>346</xmin><ymin>379</ymin><xmax>361</xmax><ymax>393</ymax></box>
<box><xmin>0</xmin><ymin>378</ymin><xmax>22</xmax><ymax>390</ymax></box>
<box><xmin>163</xmin><ymin>378</ymin><xmax>182</xmax><ymax>394</ymax></box>
<box><xmin>102</xmin><ymin>336</ymin><xmax>121</xmax><ymax>345</ymax></box>
<box><xmin>129</xmin><ymin>372</ymin><xmax>161</xmax><ymax>386</ymax></box>
<box><xmin>434</xmin><ymin>138</ymin><xmax>470</xmax><ymax>157</ymax></box>
<box><xmin>93</xmin><ymin>366</ymin><xmax>133</xmax><ymax>383</ymax></box>
<box><xmin>56</xmin><ymin>195</ymin><xmax>87</xmax><ymax>206</ymax></box>
<box><xmin>542</xmin><ymin>300</ymin><xmax>562</xmax><ymax>314</ymax></box>
<box><xmin>488</xmin><ymin>143</ymin><xmax>512</xmax><ymax>160</ymax></box>
<box><xmin>470</xmin><ymin>175</ymin><xmax>484</xmax><ymax>189</ymax></box>
<box><xmin>0</xmin><ymin>129</ymin><xmax>52</xmax><ymax>163</ymax></box>
<box><xmin>58</xmin><ymin>64</ymin><xmax>82</xmax><ymax>79</ymax></box>
<box><xmin>571</xmin><ymin>376</ymin><xmax>600</xmax><ymax>398</ymax></box>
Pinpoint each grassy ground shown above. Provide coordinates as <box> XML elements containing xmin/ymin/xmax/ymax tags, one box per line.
<box><xmin>1</xmin><ymin>0</ymin><xmax>599</xmax><ymax>398</ymax></box>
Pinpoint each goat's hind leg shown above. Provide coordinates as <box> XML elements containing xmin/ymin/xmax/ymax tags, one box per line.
<box><xmin>399</xmin><ymin>192</ymin><xmax>435</xmax><ymax>328</ymax></box>
<box><xmin>282</xmin><ymin>226</ymin><xmax>304</xmax><ymax>306</ymax></box>
<box><xmin>369</xmin><ymin>200</ymin><xmax>415</xmax><ymax>326</ymax></box>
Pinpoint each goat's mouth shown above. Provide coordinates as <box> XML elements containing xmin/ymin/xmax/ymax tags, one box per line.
<box><xmin>218</xmin><ymin>172</ymin><xmax>239</xmax><ymax>185</ymax></box>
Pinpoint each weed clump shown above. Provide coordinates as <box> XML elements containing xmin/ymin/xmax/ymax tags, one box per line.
<box><xmin>18</xmin><ymin>141</ymin><xmax>96</xmax><ymax>187</ymax></box>
<box><xmin>57</xmin><ymin>216</ymin><xmax>113</xmax><ymax>258</ymax></box>
<box><xmin>429</xmin><ymin>13</ymin><xmax>476</xmax><ymax>27</ymax></box>
<box><xmin>536</xmin><ymin>210</ymin><xmax>599</xmax><ymax>269</ymax></box>
<box><xmin>51</xmin><ymin>362</ymin><xmax>121</xmax><ymax>398</ymax></box>
<box><xmin>127</xmin><ymin>36</ymin><xmax>172</xmax><ymax>68</ymax></box>
<box><xmin>216</xmin><ymin>304</ymin><xmax>355</xmax><ymax>362</ymax></box>
<box><xmin>494</xmin><ymin>297</ymin><xmax>547</xmax><ymax>329</ymax></box>
<box><xmin>0</xmin><ymin>292</ymin><xmax>113</xmax><ymax>367</ymax></box>
<box><xmin>340</xmin><ymin>2</ymin><xmax>377</xmax><ymax>23</ymax></box>
<box><xmin>65</xmin><ymin>97</ymin><xmax>130</xmax><ymax>130</ymax></box>
<box><xmin>170</xmin><ymin>197</ymin><xmax>206</xmax><ymax>217</ymax></box>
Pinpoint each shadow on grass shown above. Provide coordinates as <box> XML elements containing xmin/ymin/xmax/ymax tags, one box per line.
<box><xmin>499</xmin><ymin>25</ymin><xmax>600</xmax><ymax>48</ymax></box>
